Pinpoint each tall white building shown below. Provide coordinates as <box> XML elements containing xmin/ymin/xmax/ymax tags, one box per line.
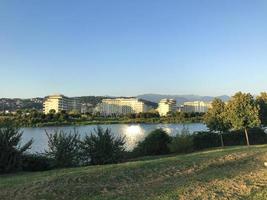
<box><xmin>157</xmin><ymin>99</ymin><xmax>177</xmax><ymax>116</ymax></box>
<box><xmin>183</xmin><ymin>101</ymin><xmax>212</xmax><ymax>113</ymax></box>
<box><xmin>95</xmin><ymin>98</ymin><xmax>151</xmax><ymax>116</ymax></box>
<box><xmin>43</xmin><ymin>95</ymin><xmax>81</xmax><ymax>114</ymax></box>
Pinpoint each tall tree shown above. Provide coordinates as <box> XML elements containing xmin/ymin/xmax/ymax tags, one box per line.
<box><xmin>226</xmin><ymin>92</ymin><xmax>260</xmax><ymax>146</ymax></box>
<box><xmin>256</xmin><ymin>92</ymin><xmax>267</xmax><ymax>126</ymax></box>
<box><xmin>204</xmin><ymin>98</ymin><xmax>230</xmax><ymax>147</ymax></box>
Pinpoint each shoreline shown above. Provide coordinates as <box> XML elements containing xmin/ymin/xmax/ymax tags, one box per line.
<box><xmin>20</xmin><ymin>119</ymin><xmax>204</xmax><ymax>128</ymax></box>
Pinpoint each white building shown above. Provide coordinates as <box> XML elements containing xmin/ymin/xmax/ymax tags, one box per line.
<box><xmin>95</xmin><ymin>98</ymin><xmax>151</xmax><ymax>116</ymax></box>
<box><xmin>43</xmin><ymin>94</ymin><xmax>81</xmax><ymax>114</ymax></box>
<box><xmin>183</xmin><ymin>101</ymin><xmax>212</xmax><ymax>113</ymax></box>
<box><xmin>157</xmin><ymin>99</ymin><xmax>177</xmax><ymax>116</ymax></box>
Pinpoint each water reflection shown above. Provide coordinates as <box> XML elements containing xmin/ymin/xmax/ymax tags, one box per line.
<box><xmin>123</xmin><ymin>125</ymin><xmax>145</xmax><ymax>150</ymax></box>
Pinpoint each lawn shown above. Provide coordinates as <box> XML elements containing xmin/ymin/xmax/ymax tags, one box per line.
<box><xmin>1</xmin><ymin>145</ymin><xmax>267</xmax><ymax>200</ymax></box>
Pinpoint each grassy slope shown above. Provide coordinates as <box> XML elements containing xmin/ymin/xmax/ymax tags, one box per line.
<box><xmin>2</xmin><ymin>146</ymin><xmax>267</xmax><ymax>200</ymax></box>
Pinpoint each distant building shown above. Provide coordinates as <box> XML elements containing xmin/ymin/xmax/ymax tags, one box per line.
<box><xmin>95</xmin><ymin>98</ymin><xmax>151</xmax><ymax>116</ymax></box>
<box><xmin>43</xmin><ymin>94</ymin><xmax>81</xmax><ymax>114</ymax></box>
<box><xmin>81</xmin><ymin>103</ymin><xmax>94</xmax><ymax>114</ymax></box>
<box><xmin>157</xmin><ymin>99</ymin><xmax>177</xmax><ymax>116</ymax></box>
<box><xmin>182</xmin><ymin>101</ymin><xmax>212</xmax><ymax>113</ymax></box>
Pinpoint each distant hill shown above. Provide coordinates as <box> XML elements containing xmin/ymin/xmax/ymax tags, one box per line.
<box><xmin>136</xmin><ymin>94</ymin><xmax>230</xmax><ymax>105</ymax></box>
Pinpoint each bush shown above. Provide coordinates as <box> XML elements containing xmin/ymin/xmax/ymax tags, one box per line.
<box><xmin>169</xmin><ymin>127</ymin><xmax>193</xmax><ymax>153</ymax></box>
<box><xmin>133</xmin><ymin>129</ymin><xmax>171</xmax><ymax>156</ymax></box>
<box><xmin>22</xmin><ymin>154</ymin><xmax>54</xmax><ymax>172</ymax></box>
<box><xmin>81</xmin><ymin>127</ymin><xmax>125</xmax><ymax>165</ymax></box>
<box><xmin>0</xmin><ymin>121</ymin><xmax>33</xmax><ymax>173</ymax></box>
<box><xmin>45</xmin><ymin>129</ymin><xmax>81</xmax><ymax>168</ymax></box>
<box><xmin>223</xmin><ymin>127</ymin><xmax>267</xmax><ymax>146</ymax></box>
<box><xmin>193</xmin><ymin>128</ymin><xmax>267</xmax><ymax>150</ymax></box>
<box><xmin>193</xmin><ymin>131</ymin><xmax>221</xmax><ymax>150</ymax></box>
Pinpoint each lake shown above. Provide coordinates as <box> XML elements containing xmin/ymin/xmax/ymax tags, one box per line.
<box><xmin>21</xmin><ymin>123</ymin><xmax>208</xmax><ymax>153</ymax></box>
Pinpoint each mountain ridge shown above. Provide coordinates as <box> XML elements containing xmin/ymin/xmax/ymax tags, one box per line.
<box><xmin>136</xmin><ymin>94</ymin><xmax>230</xmax><ymax>105</ymax></box>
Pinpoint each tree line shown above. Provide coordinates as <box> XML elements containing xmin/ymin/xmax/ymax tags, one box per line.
<box><xmin>204</xmin><ymin>91</ymin><xmax>267</xmax><ymax>146</ymax></box>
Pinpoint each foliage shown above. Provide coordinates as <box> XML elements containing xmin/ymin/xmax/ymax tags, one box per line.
<box><xmin>256</xmin><ymin>92</ymin><xmax>267</xmax><ymax>126</ymax></box>
<box><xmin>81</xmin><ymin>127</ymin><xmax>125</xmax><ymax>165</ymax></box>
<box><xmin>226</xmin><ymin>92</ymin><xmax>261</xmax><ymax>145</ymax></box>
<box><xmin>133</xmin><ymin>129</ymin><xmax>171</xmax><ymax>156</ymax></box>
<box><xmin>204</xmin><ymin>98</ymin><xmax>230</xmax><ymax>133</ymax></box>
<box><xmin>168</xmin><ymin>127</ymin><xmax>193</xmax><ymax>153</ymax></box>
<box><xmin>193</xmin><ymin>128</ymin><xmax>267</xmax><ymax>150</ymax></box>
<box><xmin>193</xmin><ymin>131</ymin><xmax>221</xmax><ymax>150</ymax></box>
<box><xmin>0</xmin><ymin>120</ymin><xmax>33</xmax><ymax>173</ymax></box>
<box><xmin>22</xmin><ymin>154</ymin><xmax>54</xmax><ymax>172</ymax></box>
<box><xmin>45</xmin><ymin>129</ymin><xmax>81</xmax><ymax>168</ymax></box>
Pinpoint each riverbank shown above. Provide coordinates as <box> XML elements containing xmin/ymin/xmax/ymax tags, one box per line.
<box><xmin>1</xmin><ymin>113</ymin><xmax>204</xmax><ymax>127</ymax></box>
<box><xmin>1</xmin><ymin>145</ymin><xmax>267</xmax><ymax>200</ymax></box>
<box><xmin>30</xmin><ymin>119</ymin><xmax>203</xmax><ymax>127</ymax></box>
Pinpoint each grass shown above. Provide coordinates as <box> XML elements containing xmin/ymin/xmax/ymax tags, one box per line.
<box><xmin>2</xmin><ymin>145</ymin><xmax>267</xmax><ymax>199</ymax></box>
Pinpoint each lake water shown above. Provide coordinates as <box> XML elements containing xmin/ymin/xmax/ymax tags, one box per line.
<box><xmin>21</xmin><ymin>123</ymin><xmax>208</xmax><ymax>153</ymax></box>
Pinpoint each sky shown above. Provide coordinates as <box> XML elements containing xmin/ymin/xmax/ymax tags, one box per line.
<box><xmin>1</xmin><ymin>0</ymin><xmax>267</xmax><ymax>98</ymax></box>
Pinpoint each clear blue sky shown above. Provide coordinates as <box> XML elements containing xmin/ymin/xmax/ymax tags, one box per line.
<box><xmin>1</xmin><ymin>0</ymin><xmax>267</xmax><ymax>98</ymax></box>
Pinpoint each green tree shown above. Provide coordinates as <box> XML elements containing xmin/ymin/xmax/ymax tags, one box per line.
<box><xmin>45</xmin><ymin>129</ymin><xmax>81</xmax><ymax>168</ymax></box>
<box><xmin>81</xmin><ymin>127</ymin><xmax>125</xmax><ymax>165</ymax></box>
<box><xmin>204</xmin><ymin>98</ymin><xmax>230</xmax><ymax>147</ymax></box>
<box><xmin>133</xmin><ymin>129</ymin><xmax>171</xmax><ymax>156</ymax></box>
<box><xmin>0</xmin><ymin>120</ymin><xmax>33</xmax><ymax>173</ymax></box>
<box><xmin>49</xmin><ymin>109</ymin><xmax>56</xmax><ymax>114</ymax></box>
<box><xmin>256</xmin><ymin>92</ymin><xmax>267</xmax><ymax>126</ymax></box>
<box><xmin>226</xmin><ymin>92</ymin><xmax>260</xmax><ymax>146</ymax></box>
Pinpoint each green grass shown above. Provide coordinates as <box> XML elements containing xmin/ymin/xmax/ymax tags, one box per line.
<box><xmin>2</xmin><ymin>145</ymin><xmax>267</xmax><ymax>200</ymax></box>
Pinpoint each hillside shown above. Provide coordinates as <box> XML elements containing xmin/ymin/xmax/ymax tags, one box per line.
<box><xmin>137</xmin><ymin>94</ymin><xmax>230</xmax><ymax>105</ymax></box>
<box><xmin>1</xmin><ymin>145</ymin><xmax>267</xmax><ymax>200</ymax></box>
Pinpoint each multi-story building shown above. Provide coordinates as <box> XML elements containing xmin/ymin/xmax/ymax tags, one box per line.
<box><xmin>182</xmin><ymin>101</ymin><xmax>212</xmax><ymax>113</ymax></box>
<box><xmin>157</xmin><ymin>99</ymin><xmax>177</xmax><ymax>116</ymax></box>
<box><xmin>43</xmin><ymin>94</ymin><xmax>81</xmax><ymax>114</ymax></box>
<box><xmin>95</xmin><ymin>98</ymin><xmax>151</xmax><ymax>116</ymax></box>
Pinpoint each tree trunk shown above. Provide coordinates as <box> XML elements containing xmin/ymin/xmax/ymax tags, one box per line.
<box><xmin>220</xmin><ymin>133</ymin><xmax>224</xmax><ymax>148</ymax></box>
<box><xmin>245</xmin><ymin>128</ymin><xmax>250</xmax><ymax>146</ymax></box>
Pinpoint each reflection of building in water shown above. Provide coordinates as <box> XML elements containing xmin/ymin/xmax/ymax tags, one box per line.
<box><xmin>95</xmin><ymin>98</ymin><xmax>151</xmax><ymax>116</ymax></box>
<box><xmin>157</xmin><ymin>99</ymin><xmax>177</xmax><ymax>116</ymax></box>
<box><xmin>182</xmin><ymin>101</ymin><xmax>212</xmax><ymax>113</ymax></box>
<box><xmin>124</xmin><ymin>125</ymin><xmax>145</xmax><ymax>150</ymax></box>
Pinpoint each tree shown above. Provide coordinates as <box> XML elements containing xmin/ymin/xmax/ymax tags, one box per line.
<box><xmin>226</xmin><ymin>92</ymin><xmax>260</xmax><ymax>146</ymax></box>
<box><xmin>81</xmin><ymin>127</ymin><xmax>125</xmax><ymax>165</ymax></box>
<box><xmin>168</xmin><ymin>126</ymin><xmax>193</xmax><ymax>153</ymax></box>
<box><xmin>133</xmin><ymin>129</ymin><xmax>171</xmax><ymax>156</ymax></box>
<box><xmin>204</xmin><ymin>98</ymin><xmax>230</xmax><ymax>147</ymax></box>
<box><xmin>256</xmin><ymin>92</ymin><xmax>267</xmax><ymax>126</ymax></box>
<box><xmin>49</xmin><ymin>109</ymin><xmax>56</xmax><ymax>114</ymax></box>
<box><xmin>0</xmin><ymin>120</ymin><xmax>32</xmax><ymax>173</ymax></box>
<box><xmin>45</xmin><ymin>129</ymin><xmax>81</xmax><ymax>168</ymax></box>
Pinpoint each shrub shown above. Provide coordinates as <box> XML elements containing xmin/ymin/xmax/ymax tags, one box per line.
<box><xmin>0</xmin><ymin>121</ymin><xmax>33</xmax><ymax>173</ymax></box>
<box><xmin>22</xmin><ymin>154</ymin><xmax>54</xmax><ymax>172</ymax></box>
<box><xmin>193</xmin><ymin>131</ymin><xmax>221</xmax><ymax>150</ymax></box>
<box><xmin>45</xmin><ymin>129</ymin><xmax>81</xmax><ymax>168</ymax></box>
<box><xmin>192</xmin><ymin>128</ymin><xmax>267</xmax><ymax>150</ymax></box>
<box><xmin>133</xmin><ymin>129</ymin><xmax>171</xmax><ymax>156</ymax></box>
<box><xmin>223</xmin><ymin>127</ymin><xmax>267</xmax><ymax>146</ymax></box>
<box><xmin>81</xmin><ymin>127</ymin><xmax>125</xmax><ymax>165</ymax></box>
<box><xmin>169</xmin><ymin>127</ymin><xmax>193</xmax><ymax>153</ymax></box>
